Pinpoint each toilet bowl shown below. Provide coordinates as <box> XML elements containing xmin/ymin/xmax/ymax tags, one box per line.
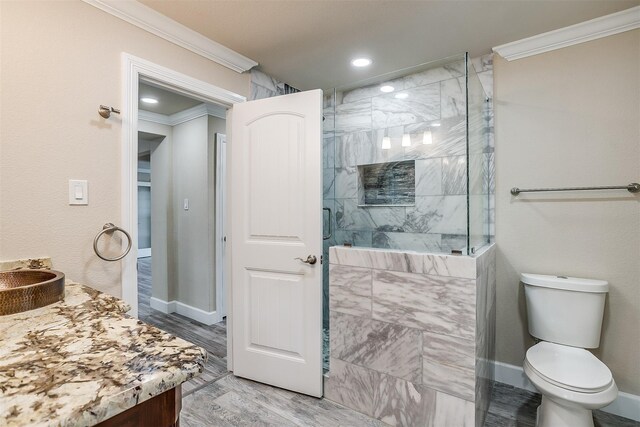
<box><xmin>524</xmin><ymin>342</ymin><xmax>618</xmax><ymax>427</ymax></box>
<box><xmin>521</xmin><ymin>273</ymin><xmax>618</xmax><ymax>427</ymax></box>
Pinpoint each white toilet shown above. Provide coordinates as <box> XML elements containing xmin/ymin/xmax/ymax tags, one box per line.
<box><xmin>521</xmin><ymin>273</ymin><xmax>618</xmax><ymax>427</ymax></box>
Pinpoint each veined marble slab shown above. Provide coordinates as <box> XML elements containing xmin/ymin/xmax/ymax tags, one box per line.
<box><xmin>335</xmin><ymin>198</ymin><xmax>406</xmax><ymax>232</ymax></box>
<box><xmin>423</xmin><ymin>330</ymin><xmax>475</xmax><ymax>371</ymax></box>
<box><xmin>0</xmin><ymin>283</ymin><xmax>205</xmax><ymax>427</ymax></box>
<box><xmin>334</xmin><ymin>166</ymin><xmax>358</xmax><ymax>199</ymax></box>
<box><xmin>441</xmin><ymin>77</ymin><xmax>466</xmax><ymax>119</ymax></box>
<box><xmin>329</xmin><ymin>246</ymin><xmax>477</xmax><ymax>278</ymax></box>
<box><xmin>372</xmin><ymin>232</ymin><xmax>442</xmax><ymax>253</ymax></box>
<box><xmin>404</xmin><ymin>115</ymin><xmax>466</xmax><ymax>160</ymax></box>
<box><xmin>335</xmin><ymin>131</ymin><xmax>372</xmax><ymax>168</ymax></box>
<box><xmin>335</xmin><ymin>98</ymin><xmax>372</xmax><ymax>134</ymax></box>
<box><xmin>422</xmin><ymin>357</ymin><xmax>475</xmax><ymax>401</ymax></box>
<box><xmin>415</xmin><ymin>158</ymin><xmax>443</xmax><ymax>196</ymax></box>
<box><xmin>372</xmin><ymin>374</ymin><xmax>436</xmax><ymax>427</ymax></box>
<box><xmin>372</xmin><ymin>84</ymin><xmax>440</xmax><ymax>129</ymax></box>
<box><xmin>403</xmin><ymin>60</ymin><xmax>465</xmax><ymax>90</ymax></box>
<box><xmin>330</xmin><ymin>311</ymin><xmax>422</xmax><ymax>383</ymax></box>
<box><xmin>341</xmin><ymin>77</ymin><xmax>405</xmax><ymax>104</ymax></box>
<box><xmin>329</xmin><ymin>264</ymin><xmax>372</xmax><ymax>317</ymax></box>
<box><xmin>324</xmin><ymin>358</ymin><xmax>377</xmax><ymax>417</ymax></box>
<box><xmin>404</xmin><ymin>195</ymin><xmax>467</xmax><ymax>235</ymax></box>
<box><xmin>372</xmin><ymin>270</ymin><xmax>476</xmax><ymax>339</ymax></box>
<box><xmin>471</xmin><ymin>53</ymin><xmax>493</xmax><ymax>74</ymax></box>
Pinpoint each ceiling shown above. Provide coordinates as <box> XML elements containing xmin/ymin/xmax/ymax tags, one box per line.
<box><xmin>139</xmin><ymin>0</ymin><xmax>638</xmax><ymax>90</ymax></box>
<box><xmin>139</xmin><ymin>82</ymin><xmax>202</xmax><ymax>115</ymax></box>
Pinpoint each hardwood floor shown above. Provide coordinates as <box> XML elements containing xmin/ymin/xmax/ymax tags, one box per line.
<box><xmin>137</xmin><ymin>257</ymin><xmax>228</xmax><ymax>395</ymax></box>
<box><xmin>485</xmin><ymin>382</ymin><xmax>638</xmax><ymax>427</ymax></box>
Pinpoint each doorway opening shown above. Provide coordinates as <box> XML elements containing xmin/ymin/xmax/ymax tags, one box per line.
<box><xmin>136</xmin><ymin>80</ymin><xmax>229</xmax><ymax>394</ymax></box>
<box><xmin>120</xmin><ymin>54</ymin><xmax>244</xmax><ymax>395</ymax></box>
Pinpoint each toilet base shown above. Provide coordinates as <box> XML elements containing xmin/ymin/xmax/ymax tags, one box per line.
<box><xmin>536</xmin><ymin>396</ymin><xmax>594</xmax><ymax>427</ymax></box>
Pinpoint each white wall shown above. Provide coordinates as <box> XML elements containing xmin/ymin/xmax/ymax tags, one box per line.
<box><xmin>0</xmin><ymin>1</ymin><xmax>249</xmax><ymax>297</ymax></box>
<box><xmin>494</xmin><ymin>29</ymin><xmax>640</xmax><ymax>395</ymax></box>
<box><xmin>138</xmin><ymin>120</ymin><xmax>173</xmax><ymax>303</ymax></box>
<box><xmin>173</xmin><ymin>115</ymin><xmax>214</xmax><ymax>312</ymax></box>
<box><xmin>208</xmin><ymin>116</ymin><xmax>227</xmax><ymax>311</ymax></box>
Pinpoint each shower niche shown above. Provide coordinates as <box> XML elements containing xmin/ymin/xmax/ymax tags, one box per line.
<box><xmin>358</xmin><ymin>160</ymin><xmax>416</xmax><ymax>207</ymax></box>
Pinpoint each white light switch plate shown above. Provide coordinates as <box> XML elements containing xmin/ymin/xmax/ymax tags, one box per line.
<box><xmin>69</xmin><ymin>180</ymin><xmax>88</xmax><ymax>205</ymax></box>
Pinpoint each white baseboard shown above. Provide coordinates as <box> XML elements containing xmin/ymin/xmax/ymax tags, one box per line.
<box><xmin>493</xmin><ymin>361</ymin><xmax>640</xmax><ymax>422</ymax></box>
<box><xmin>149</xmin><ymin>297</ymin><xmax>222</xmax><ymax>325</ymax></box>
<box><xmin>137</xmin><ymin>248</ymin><xmax>151</xmax><ymax>258</ymax></box>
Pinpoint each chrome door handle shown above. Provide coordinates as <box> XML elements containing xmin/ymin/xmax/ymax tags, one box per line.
<box><xmin>295</xmin><ymin>255</ymin><xmax>317</xmax><ymax>265</ymax></box>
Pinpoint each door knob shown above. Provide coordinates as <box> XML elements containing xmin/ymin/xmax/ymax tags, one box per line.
<box><xmin>295</xmin><ymin>255</ymin><xmax>317</xmax><ymax>265</ymax></box>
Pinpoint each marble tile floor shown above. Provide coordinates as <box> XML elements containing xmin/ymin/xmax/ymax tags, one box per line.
<box><xmin>138</xmin><ymin>258</ymin><xmax>636</xmax><ymax>427</ymax></box>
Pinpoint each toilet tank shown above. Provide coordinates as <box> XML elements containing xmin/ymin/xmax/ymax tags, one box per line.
<box><xmin>521</xmin><ymin>273</ymin><xmax>608</xmax><ymax>348</ymax></box>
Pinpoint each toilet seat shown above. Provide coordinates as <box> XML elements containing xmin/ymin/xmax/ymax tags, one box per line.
<box><xmin>525</xmin><ymin>342</ymin><xmax>613</xmax><ymax>393</ymax></box>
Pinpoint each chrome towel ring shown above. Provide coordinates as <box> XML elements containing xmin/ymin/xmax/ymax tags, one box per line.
<box><xmin>93</xmin><ymin>223</ymin><xmax>132</xmax><ymax>261</ymax></box>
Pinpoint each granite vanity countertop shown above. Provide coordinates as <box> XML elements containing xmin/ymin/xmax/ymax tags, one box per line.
<box><xmin>0</xmin><ymin>282</ymin><xmax>206</xmax><ymax>427</ymax></box>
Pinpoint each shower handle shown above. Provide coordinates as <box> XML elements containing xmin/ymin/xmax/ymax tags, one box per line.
<box><xmin>323</xmin><ymin>207</ymin><xmax>332</xmax><ymax>240</ymax></box>
<box><xmin>295</xmin><ymin>255</ymin><xmax>317</xmax><ymax>265</ymax></box>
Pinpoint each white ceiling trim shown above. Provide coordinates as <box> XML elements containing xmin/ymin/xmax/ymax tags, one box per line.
<box><xmin>138</xmin><ymin>110</ymin><xmax>171</xmax><ymax>126</ymax></box>
<box><xmin>139</xmin><ymin>103</ymin><xmax>226</xmax><ymax>126</ymax></box>
<box><xmin>493</xmin><ymin>6</ymin><xmax>640</xmax><ymax>61</ymax></box>
<box><xmin>82</xmin><ymin>0</ymin><xmax>258</xmax><ymax>73</ymax></box>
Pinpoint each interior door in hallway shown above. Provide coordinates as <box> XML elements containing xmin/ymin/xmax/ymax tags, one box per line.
<box><xmin>230</xmin><ymin>89</ymin><xmax>323</xmax><ymax>397</ymax></box>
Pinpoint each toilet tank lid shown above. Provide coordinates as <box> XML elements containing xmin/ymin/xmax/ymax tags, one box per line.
<box><xmin>521</xmin><ymin>273</ymin><xmax>609</xmax><ymax>293</ymax></box>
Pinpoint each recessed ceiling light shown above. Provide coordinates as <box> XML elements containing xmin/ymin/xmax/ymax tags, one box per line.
<box><xmin>431</xmin><ymin>122</ymin><xmax>441</xmax><ymax>127</ymax></box>
<box><xmin>351</xmin><ymin>58</ymin><xmax>372</xmax><ymax>67</ymax></box>
<box><xmin>395</xmin><ymin>93</ymin><xmax>409</xmax><ymax>99</ymax></box>
<box><xmin>380</xmin><ymin>85</ymin><xmax>395</xmax><ymax>93</ymax></box>
<box><xmin>141</xmin><ymin>97</ymin><xmax>158</xmax><ymax>104</ymax></box>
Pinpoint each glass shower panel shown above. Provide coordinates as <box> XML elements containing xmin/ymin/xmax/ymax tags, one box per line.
<box><xmin>466</xmin><ymin>56</ymin><xmax>491</xmax><ymax>254</ymax></box>
<box><xmin>322</xmin><ymin>89</ymin><xmax>336</xmax><ymax>372</ymax></box>
<box><xmin>330</xmin><ymin>54</ymin><xmax>469</xmax><ymax>254</ymax></box>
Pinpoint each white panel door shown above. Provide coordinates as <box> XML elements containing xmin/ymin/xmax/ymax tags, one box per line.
<box><xmin>231</xmin><ymin>90</ymin><xmax>323</xmax><ymax>397</ymax></box>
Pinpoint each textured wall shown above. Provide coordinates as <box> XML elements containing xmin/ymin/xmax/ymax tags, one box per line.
<box><xmin>494</xmin><ymin>30</ymin><xmax>640</xmax><ymax>394</ymax></box>
<box><xmin>0</xmin><ymin>1</ymin><xmax>249</xmax><ymax>297</ymax></box>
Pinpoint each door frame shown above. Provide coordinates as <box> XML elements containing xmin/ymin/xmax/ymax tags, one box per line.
<box><xmin>214</xmin><ymin>133</ymin><xmax>227</xmax><ymax>318</ymax></box>
<box><xmin>120</xmin><ymin>53</ymin><xmax>245</xmax><ymax>320</ymax></box>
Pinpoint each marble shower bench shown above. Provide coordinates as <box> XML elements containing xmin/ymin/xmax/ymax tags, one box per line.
<box><xmin>324</xmin><ymin>245</ymin><xmax>496</xmax><ymax>427</ymax></box>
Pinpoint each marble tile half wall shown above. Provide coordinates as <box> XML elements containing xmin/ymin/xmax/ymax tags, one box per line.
<box><xmin>325</xmin><ymin>245</ymin><xmax>495</xmax><ymax>427</ymax></box>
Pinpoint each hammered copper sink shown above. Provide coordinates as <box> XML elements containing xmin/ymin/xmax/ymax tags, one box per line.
<box><xmin>0</xmin><ymin>269</ymin><xmax>65</xmax><ymax>315</ymax></box>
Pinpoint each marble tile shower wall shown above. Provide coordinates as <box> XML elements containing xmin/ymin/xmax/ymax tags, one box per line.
<box><xmin>324</xmin><ymin>245</ymin><xmax>496</xmax><ymax>427</ymax></box>
<box><xmin>323</xmin><ymin>55</ymin><xmax>495</xmax><ymax>258</ymax></box>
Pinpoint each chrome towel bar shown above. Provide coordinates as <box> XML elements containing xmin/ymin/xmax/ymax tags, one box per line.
<box><xmin>511</xmin><ymin>183</ymin><xmax>640</xmax><ymax>196</ymax></box>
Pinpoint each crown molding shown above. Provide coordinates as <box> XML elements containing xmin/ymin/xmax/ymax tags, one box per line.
<box><xmin>139</xmin><ymin>103</ymin><xmax>226</xmax><ymax>126</ymax></box>
<box><xmin>82</xmin><ymin>0</ymin><xmax>258</xmax><ymax>73</ymax></box>
<box><xmin>138</xmin><ymin>110</ymin><xmax>171</xmax><ymax>126</ymax></box>
<box><xmin>493</xmin><ymin>6</ymin><xmax>640</xmax><ymax>61</ymax></box>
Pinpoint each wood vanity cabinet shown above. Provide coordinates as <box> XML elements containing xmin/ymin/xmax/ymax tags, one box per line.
<box><xmin>96</xmin><ymin>385</ymin><xmax>182</xmax><ymax>427</ymax></box>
